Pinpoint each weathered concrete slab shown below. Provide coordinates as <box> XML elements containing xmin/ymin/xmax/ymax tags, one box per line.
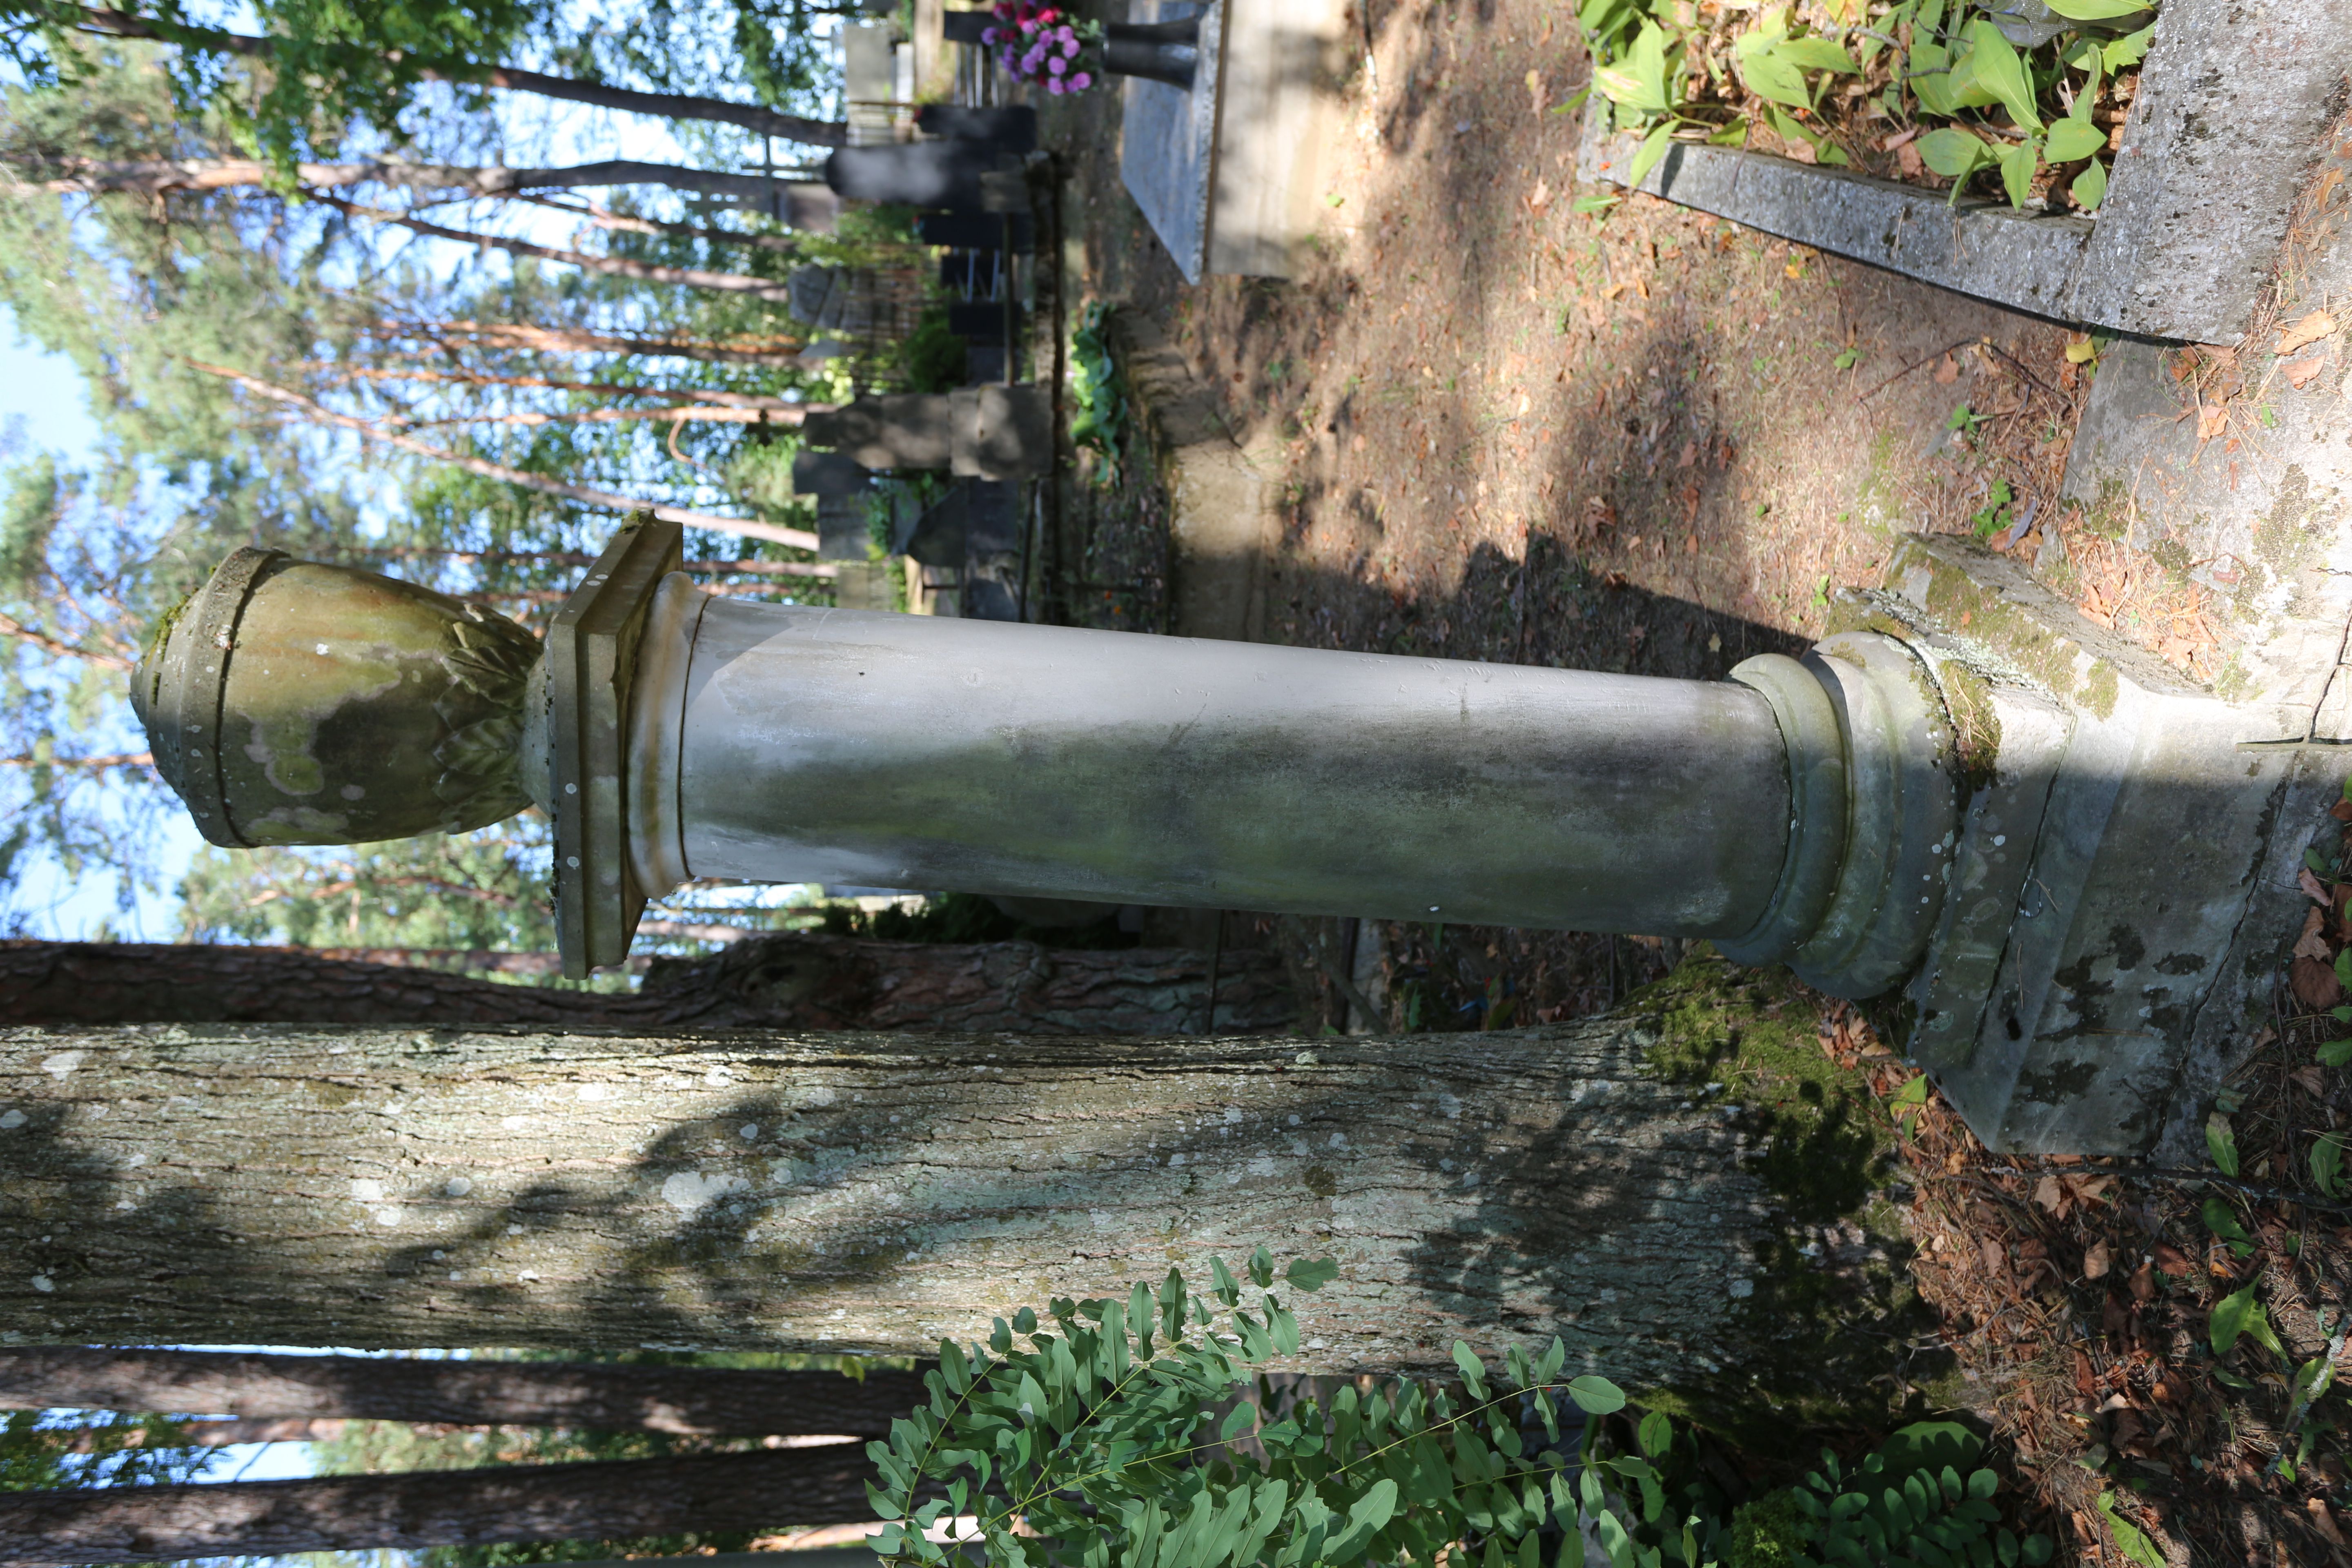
<box><xmin>1578</xmin><ymin>0</ymin><xmax>2352</xmax><ymax>341</ymax></box>
<box><xmin>1110</xmin><ymin>306</ymin><xmax>1275</xmax><ymax>641</ymax></box>
<box><xmin>1119</xmin><ymin>0</ymin><xmax>1222</xmax><ymax>283</ymax></box>
<box><xmin>1577</xmin><ymin>118</ymin><xmax>2092</xmax><ymax>323</ymax></box>
<box><xmin>1118</xmin><ymin>0</ymin><xmax>1351</xmax><ymax>280</ymax></box>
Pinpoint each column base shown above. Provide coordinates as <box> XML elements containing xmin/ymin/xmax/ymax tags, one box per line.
<box><xmin>1838</xmin><ymin>534</ymin><xmax>2344</xmax><ymax>1159</ymax></box>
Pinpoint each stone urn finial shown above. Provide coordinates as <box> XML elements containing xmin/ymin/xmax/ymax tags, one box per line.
<box><xmin>130</xmin><ymin>547</ymin><xmax>543</xmax><ymax>847</ymax></box>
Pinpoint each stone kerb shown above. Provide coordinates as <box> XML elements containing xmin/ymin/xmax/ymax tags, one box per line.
<box><xmin>1576</xmin><ymin>0</ymin><xmax>2352</xmax><ymax>342</ymax></box>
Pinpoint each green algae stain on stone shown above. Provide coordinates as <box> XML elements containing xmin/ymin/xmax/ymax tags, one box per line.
<box><xmin>1630</xmin><ymin>948</ymin><xmax>1947</xmax><ymax>1443</ymax></box>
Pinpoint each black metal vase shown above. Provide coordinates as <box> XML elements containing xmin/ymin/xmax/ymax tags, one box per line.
<box><xmin>1100</xmin><ymin>14</ymin><xmax>1199</xmax><ymax>89</ymax></box>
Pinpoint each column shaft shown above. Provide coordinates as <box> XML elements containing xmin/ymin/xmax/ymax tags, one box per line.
<box><xmin>654</xmin><ymin>600</ymin><xmax>1793</xmax><ymax>935</ymax></box>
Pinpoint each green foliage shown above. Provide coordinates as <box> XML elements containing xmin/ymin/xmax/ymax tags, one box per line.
<box><xmin>863</xmin><ymin>1254</ymin><xmax>2047</xmax><ymax>1568</ymax></box>
<box><xmin>177</xmin><ymin>829</ymin><xmax>559</xmax><ymax>952</ymax></box>
<box><xmin>0</xmin><ymin>1409</ymin><xmax>213</xmax><ymax>1492</ymax></box>
<box><xmin>3</xmin><ymin>0</ymin><xmax>547</xmax><ymax>175</ymax></box>
<box><xmin>1577</xmin><ymin>0</ymin><xmax>2147</xmax><ymax>211</ymax></box>
<box><xmin>903</xmin><ymin>307</ymin><xmax>971</xmax><ymax>396</ymax></box>
<box><xmin>1069</xmin><ymin>302</ymin><xmax>1128</xmax><ymax>488</ymax></box>
<box><xmin>820</xmin><ymin>890</ymin><xmax>1139</xmax><ymax>950</ymax></box>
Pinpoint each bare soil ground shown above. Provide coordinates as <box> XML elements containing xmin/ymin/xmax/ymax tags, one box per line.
<box><xmin>1027</xmin><ymin>2</ymin><xmax>2331</xmax><ymax>1561</ymax></box>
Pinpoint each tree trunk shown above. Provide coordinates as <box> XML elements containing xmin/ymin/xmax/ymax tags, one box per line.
<box><xmin>0</xmin><ymin>1447</ymin><xmax>871</xmax><ymax>1565</ymax></box>
<box><xmin>392</xmin><ymin>320</ymin><xmax>811</xmax><ymax>368</ymax></box>
<box><xmin>317</xmin><ymin>196</ymin><xmax>808</xmax><ymax>303</ymax></box>
<box><xmin>0</xmin><ymin>955</ymin><xmax>1926</xmax><ymax>1428</ymax></box>
<box><xmin>0</xmin><ymin>936</ymin><xmax>1299</xmax><ymax>1033</ymax></box>
<box><xmin>31</xmin><ymin>158</ymin><xmax>832</xmax><ymax>220</ymax></box>
<box><xmin>322</xmin><ymin>365</ymin><xmax>812</xmax><ymax>410</ymax></box>
<box><xmin>0</xmin><ymin>1345</ymin><xmax>927</xmax><ymax>1436</ymax></box>
<box><xmin>73</xmin><ymin>9</ymin><xmax>851</xmax><ymax>148</ymax></box>
<box><xmin>182</xmin><ymin>359</ymin><xmax>821</xmax><ymax>552</ymax></box>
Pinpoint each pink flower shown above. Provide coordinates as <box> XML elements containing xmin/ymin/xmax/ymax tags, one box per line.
<box><xmin>1047</xmin><ymin>53</ymin><xmax>1065</xmax><ymax>72</ymax></box>
<box><xmin>1060</xmin><ymin>34</ymin><xmax>1079</xmax><ymax>56</ymax></box>
<box><xmin>1069</xmin><ymin>71</ymin><xmax>1091</xmax><ymax>89</ymax></box>
<box><xmin>1047</xmin><ymin>75</ymin><xmax>1066</xmax><ymax>93</ymax></box>
<box><xmin>980</xmin><ymin>25</ymin><xmax>998</xmax><ymax>42</ymax></box>
<box><xmin>1055</xmin><ymin>24</ymin><xmax>1074</xmax><ymax>43</ymax></box>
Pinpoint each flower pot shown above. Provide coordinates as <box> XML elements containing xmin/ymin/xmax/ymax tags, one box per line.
<box><xmin>1102</xmin><ymin>16</ymin><xmax>1200</xmax><ymax>89</ymax></box>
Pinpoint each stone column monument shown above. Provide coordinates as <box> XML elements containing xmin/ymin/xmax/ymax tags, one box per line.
<box><xmin>129</xmin><ymin>519</ymin><xmax>2340</xmax><ymax>1159</ymax></box>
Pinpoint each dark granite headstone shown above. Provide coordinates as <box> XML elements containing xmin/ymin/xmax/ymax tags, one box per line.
<box><xmin>961</xmin><ymin>574</ymin><xmax>1020</xmax><ymax>621</ymax></box>
<box><xmin>942</xmin><ymin>9</ymin><xmax>991</xmax><ymax>43</ymax></box>
<box><xmin>826</xmin><ymin>143</ymin><xmax>1019</xmax><ymax>211</ymax></box>
<box><xmin>964</xmin><ymin>344</ymin><xmax>1008</xmax><ymax>383</ymax></box>
<box><xmin>916</xmin><ymin>210</ymin><xmax>1034</xmax><ymax>251</ymax></box>
<box><xmin>815</xmin><ymin>493</ymin><xmax>873</xmax><ymax>561</ymax></box>
<box><xmin>914</xmin><ymin>104</ymin><xmax>1039</xmax><ymax>153</ymax></box>
<box><xmin>791</xmin><ymin>449</ymin><xmax>875</xmax><ymax>497</ymax></box>
<box><xmin>948</xmin><ymin>300</ymin><xmax>1017</xmax><ymax>345</ymax></box>
<box><xmin>893</xmin><ymin>485</ymin><xmax>970</xmax><ymax>567</ymax></box>
<box><xmin>966</xmin><ymin>480</ymin><xmax>1020</xmax><ymax>555</ymax></box>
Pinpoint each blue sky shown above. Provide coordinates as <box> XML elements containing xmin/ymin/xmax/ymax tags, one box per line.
<box><xmin>0</xmin><ymin>316</ymin><xmax>207</xmax><ymax>941</ymax></box>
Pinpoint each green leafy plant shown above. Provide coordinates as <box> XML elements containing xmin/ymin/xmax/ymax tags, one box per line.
<box><xmin>2204</xmin><ymin>1112</ymin><xmax>2240</xmax><ymax>1177</ymax></box>
<box><xmin>1069</xmin><ymin>302</ymin><xmax>1128</xmax><ymax>488</ymax></box>
<box><xmin>2202</xmin><ymin>1197</ymin><xmax>2255</xmax><ymax>1258</ymax></box>
<box><xmin>1576</xmin><ymin>0</ymin><xmax>2155</xmax><ymax>211</ymax></box>
<box><xmin>863</xmin><ymin>1252</ymin><xmax>2049</xmax><ymax>1568</ymax></box>
<box><xmin>2210</xmin><ymin>1284</ymin><xmax>2286</xmax><ymax>1358</ymax></box>
<box><xmin>2314</xmin><ymin>1133</ymin><xmax>2348</xmax><ymax>1198</ymax></box>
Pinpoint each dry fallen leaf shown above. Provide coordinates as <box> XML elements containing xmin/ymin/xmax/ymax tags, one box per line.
<box><xmin>2083</xmin><ymin>1239</ymin><xmax>2111</xmax><ymax>1280</ymax></box>
<box><xmin>2311</xmin><ymin>1499</ymin><xmax>2348</xmax><ymax>1548</ymax></box>
<box><xmin>2128</xmin><ymin>1260</ymin><xmax>2156</xmax><ymax>1303</ymax></box>
<box><xmin>2303</xmin><ymin>867</ymin><xmax>2331</xmax><ymax>904</ymax></box>
<box><xmin>2034</xmin><ymin>1174</ymin><xmax>2066</xmax><ymax>1214</ymax></box>
<box><xmin>1896</xmin><ymin>141</ymin><xmax>1924</xmax><ymax>177</ymax></box>
<box><xmin>2293</xmin><ymin>951</ymin><xmax>2345</xmax><ymax>1010</ymax></box>
<box><xmin>2277</xmin><ymin>309</ymin><xmax>2339</xmax><ymax>356</ymax></box>
<box><xmin>2196</xmin><ymin>401</ymin><xmax>2230</xmax><ymax>441</ymax></box>
<box><xmin>2295</xmin><ymin>909</ymin><xmax>2333</xmax><ymax>962</ymax></box>
<box><xmin>2283</xmin><ymin>353</ymin><xmax>2328</xmax><ymax>389</ymax></box>
<box><xmin>1527</xmin><ymin>178</ymin><xmax>1551</xmax><ymax>215</ymax></box>
<box><xmin>2153</xmin><ymin>1242</ymin><xmax>2194</xmax><ymax>1275</ymax></box>
<box><xmin>1676</xmin><ymin>440</ymin><xmax>1697</xmax><ymax>468</ymax></box>
<box><xmin>2293</xmin><ymin>1065</ymin><xmax>2328</xmax><ymax>1096</ymax></box>
<box><xmin>1980</xmin><ymin>1238</ymin><xmax>2007</xmax><ymax>1273</ymax></box>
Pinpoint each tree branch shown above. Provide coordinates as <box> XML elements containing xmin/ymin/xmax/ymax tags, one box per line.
<box><xmin>0</xmin><ymin>610</ymin><xmax>134</xmax><ymax>669</ymax></box>
<box><xmin>317</xmin><ymin>363</ymin><xmax>814</xmax><ymax>411</ymax></box>
<box><xmin>181</xmin><ymin>359</ymin><xmax>820</xmax><ymax>552</ymax></box>
<box><xmin>29</xmin><ymin>157</ymin><xmax>832</xmax><ymax>220</ymax></box>
<box><xmin>317</xmin><ymin>195</ymin><xmax>801</xmax><ymax>303</ymax></box>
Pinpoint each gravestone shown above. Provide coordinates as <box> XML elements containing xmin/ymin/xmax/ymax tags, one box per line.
<box><xmin>1119</xmin><ymin>0</ymin><xmax>1353</xmax><ymax>280</ymax></box>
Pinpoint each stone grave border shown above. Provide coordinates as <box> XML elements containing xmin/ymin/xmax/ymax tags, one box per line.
<box><xmin>1575</xmin><ymin>0</ymin><xmax>2350</xmax><ymax>343</ymax></box>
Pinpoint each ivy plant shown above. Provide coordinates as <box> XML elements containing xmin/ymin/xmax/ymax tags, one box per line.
<box><xmin>864</xmin><ymin>1251</ymin><xmax>2051</xmax><ymax>1568</ymax></box>
<box><xmin>1577</xmin><ymin>0</ymin><xmax>2159</xmax><ymax>211</ymax></box>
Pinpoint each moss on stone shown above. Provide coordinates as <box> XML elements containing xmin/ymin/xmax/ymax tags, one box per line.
<box><xmin>1628</xmin><ymin>948</ymin><xmax>1949</xmax><ymax>1446</ymax></box>
<box><xmin>1726</xmin><ymin>1488</ymin><xmax>1810</xmax><ymax>1568</ymax></box>
<box><xmin>1933</xmin><ymin>661</ymin><xmax>2001</xmax><ymax>794</ymax></box>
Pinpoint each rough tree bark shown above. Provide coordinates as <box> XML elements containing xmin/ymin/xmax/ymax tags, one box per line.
<box><xmin>315</xmin><ymin>196</ymin><xmax>812</xmax><ymax>302</ymax></box>
<box><xmin>0</xmin><ymin>957</ymin><xmax>1925</xmax><ymax>1427</ymax></box>
<box><xmin>0</xmin><ymin>936</ymin><xmax>1298</xmax><ymax>1033</ymax></box>
<box><xmin>30</xmin><ymin>158</ymin><xmax>829</xmax><ymax>211</ymax></box>
<box><xmin>0</xmin><ymin>1447</ymin><xmax>871</xmax><ymax>1565</ymax></box>
<box><xmin>72</xmin><ymin>8</ymin><xmax>852</xmax><ymax>147</ymax></box>
<box><xmin>0</xmin><ymin>1345</ymin><xmax>927</xmax><ymax>1435</ymax></box>
<box><xmin>388</xmin><ymin>320</ymin><xmax>811</xmax><ymax>367</ymax></box>
<box><xmin>183</xmin><ymin>359</ymin><xmax>822</xmax><ymax>552</ymax></box>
